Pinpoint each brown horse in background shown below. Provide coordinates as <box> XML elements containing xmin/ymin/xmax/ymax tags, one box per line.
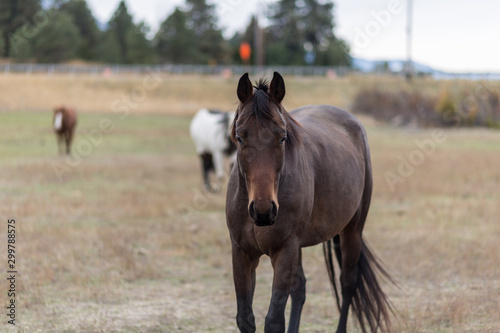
<box><xmin>226</xmin><ymin>72</ymin><xmax>393</xmax><ymax>333</ymax></box>
<box><xmin>53</xmin><ymin>106</ymin><xmax>77</xmax><ymax>155</ymax></box>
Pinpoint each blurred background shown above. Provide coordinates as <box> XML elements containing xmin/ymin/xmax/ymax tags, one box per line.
<box><xmin>0</xmin><ymin>0</ymin><xmax>499</xmax><ymax>332</ymax></box>
<box><xmin>1</xmin><ymin>0</ymin><xmax>499</xmax><ymax>74</ymax></box>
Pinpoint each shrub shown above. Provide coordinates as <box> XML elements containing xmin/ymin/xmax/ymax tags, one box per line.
<box><xmin>352</xmin><ymin>88</ymin><xmax>437</xmax><ymax>127</ymax></box>
<box><xmin>353</xmin><ymin>85</ymin><xmax>500</xmax><ymax>128</ymax></box>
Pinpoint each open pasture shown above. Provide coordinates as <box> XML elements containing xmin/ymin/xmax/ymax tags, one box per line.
<box><xmin>0</xmin><ymin>74</ymin><xmax>499</xmax><ymax>332</ymax></box>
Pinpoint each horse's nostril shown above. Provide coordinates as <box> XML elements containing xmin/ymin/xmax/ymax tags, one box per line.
<box><xmin>269</xmin><ymin>201</ymin><xmax>278</xmax><ymax>221</ymax></box>
<box><xmin>249</xmin><ymin>201</ymin><xmax>258</xmax><ymax>221</ymax></box>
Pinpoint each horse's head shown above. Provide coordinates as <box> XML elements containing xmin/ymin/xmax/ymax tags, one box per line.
<box><xmin>232</xmin><ymin>72</ymin><xmax>297</xmax><ymax>226</ymax></box>
<box><xmin>53</xmin><ymin>105</ymin><xmax>65</xmax><ymax>131</ymax></box>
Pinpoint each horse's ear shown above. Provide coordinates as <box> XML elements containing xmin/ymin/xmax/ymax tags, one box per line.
<box><xmin>237</xmin><ymin>73</ymin><xmax>253</xmax><ymax>104</ymax></box>
<box><xmin>269</xmin><ymin>71</ymin><xmax>285</xmax><ymax>104</ymax></box>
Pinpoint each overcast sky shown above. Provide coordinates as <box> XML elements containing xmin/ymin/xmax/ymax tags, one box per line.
<box><xmin>86</xmin><ymin>0</ymin><xmax>500</xmax><ymax>73</ymax></box>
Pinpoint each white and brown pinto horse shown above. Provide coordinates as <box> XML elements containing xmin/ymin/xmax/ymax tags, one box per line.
<box><xmin>190</xmin><ymin>108</ymin><xmax>236</xmax><ymax>192</ymax></box>
<box><xmin>53</xmin><ymin>106</ymin><xmax>77</xmax><ymax>155</ymax></box>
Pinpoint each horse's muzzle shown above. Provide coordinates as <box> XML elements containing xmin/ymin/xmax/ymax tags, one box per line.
<box><xmin>249</xmin><ymin>200</ymin><xmax>278</xmax><ymax>226</ymax></box>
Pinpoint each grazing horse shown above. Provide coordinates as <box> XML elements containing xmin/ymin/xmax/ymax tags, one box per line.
<box><xmin>190</xmin><ymin>108</ymin><xmax>236</xmax><ymax>192</ymax></box>
<box><xmin>226</xmin><ymin>72</ymin><xmax>392</xmax><ymax>333</ymax></box>
<box><xmin>53</xmin><ymin>106</ymin><xmax>77</xmax><ymax>155</ymax></box>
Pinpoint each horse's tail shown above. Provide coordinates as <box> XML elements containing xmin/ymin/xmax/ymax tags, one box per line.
<box><xmin>353</xmin><ymin>239</ymin><xmax>393</xmax><ymax>332</ymax></box>
<box><xmin>322</xmin><ymin>235</ymin><xmax>342</xmax><ymax>311</ymax></box>
<box><xmin>323</xmin><ymin>238</ymin><xmax>394</xmax><ymax>332</ymax></box>
<box><xmin>351</xmin><ymin>119</ymin><xmax>393</xmax><ymax>332</ymax></box>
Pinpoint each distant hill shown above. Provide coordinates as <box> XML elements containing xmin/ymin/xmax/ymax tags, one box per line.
<box><xmin>351</xmin><ymin>57</ymin><xmax>500</xmax><ymax>80</ymax></box>
<box><xmin>352</xmin><ymin>57</ymin><xmax>441</xmax><ymax>75</ymax></box>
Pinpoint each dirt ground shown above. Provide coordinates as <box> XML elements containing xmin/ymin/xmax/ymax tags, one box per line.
<box><xmin>0</xmin><ymin>74</ymin><xmax>499</xmax><ymax>332</ymax></box>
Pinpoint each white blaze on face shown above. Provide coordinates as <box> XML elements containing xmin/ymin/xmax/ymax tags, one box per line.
<box><xmin>54</xmin><ymin>112</ymin><xmax>63</xmax><ymax>130</ymax></box>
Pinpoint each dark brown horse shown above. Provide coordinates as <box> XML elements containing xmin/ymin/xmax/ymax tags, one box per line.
<box><xmin>53</xmin><ymin>106</ymin><xmax>77</xmax><ymax>155</ymax></box>
<box><xmin>226</xmin><ymin>72</ymin><xmax>392</xmax><ymax>333</ymax></box>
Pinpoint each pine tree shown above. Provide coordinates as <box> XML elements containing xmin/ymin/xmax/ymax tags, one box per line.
<box><xmin>107</xmin><ymin>0</ymin><xmax>133</xmax><ymax>59</ymax></box>
<box><xmin>155</xmin><ymin>1</ymin><xmax>227</xmax><ymax>64</ymax></box>
<box><xmin>0</xmin><ymin>0</ymin><xmax>42</xmax><ymax>57</ymax></box>
<box><xmin>266</xmin><ymin>0</ymin><xmax>350</xmax><ymax>66</ymax></box>
<box><xmin>59</xmin><ymin>0</ymin><xmax>100</xmax><ymax>60</ymax></box>
<box><xmin>29</xmin><ymin>10</ymin><xmax>81</xmax><ymax>63</ymax></box>
<box><xmin>96</xmin><ymin>30</ymin><xmax>122</xmax><ymax>63</ymax></box>
<box><xmin>125</xmin><ymin>22</ymin><xmax>154</xmax><ymax>64</ymax></box>
<box><xmin>103</xmin><ymin>0</ymin><xmax>154</xmax><ymax>64</ymax></box>
<box><xmin>184</xmin><ymin>0</ymin><xmax>227</xmax><ymax>64</ymax></box>
<box><xmin>155</xmin><ymin>7</ymin><xmax>196</xmax><ymax>64</ymax></box>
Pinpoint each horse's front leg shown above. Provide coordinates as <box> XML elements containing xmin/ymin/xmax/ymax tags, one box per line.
<box><xmin>287</xmin><ymin>248</ymin><xmax>306</xmax><ymax>333</ymax></box>
<box><xmin>65</xmin><ymin>130</ymin><xmax>73</xmax><ymax>155</ymax></box>
<box><xmin>56</xmin><ymin>133</ymin><xmax>63</xmax><ymax>155</ymax></box>
<box><xmin>232</xmin><ymin>243</ymin><xmax>260</xmax><ymax>333</ymax></box>
<box><xmin>212</xmin><ymin>150</ymin><xmax>225</xmax><ymax>192</ymax></box>
<box><xmin>265</xmin><ymin>242</ymin><xmax>300</xmax><ymax>333</ymax></box>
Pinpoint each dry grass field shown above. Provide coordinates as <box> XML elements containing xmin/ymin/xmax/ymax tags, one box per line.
<box><xmin>0</xmin><ymin>73</ymin><xmax>499</xmax><ymax>332</ymax></box>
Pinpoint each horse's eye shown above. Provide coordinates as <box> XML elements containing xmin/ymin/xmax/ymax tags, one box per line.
<box><xmin>280</xmin><ymin>136</ymin><xmax>287</xmax><ymax>145</ymax></box>
<box><xmin>236</xmin><ymin>136</ymin><xmax>243</xmax><ymax>145</ymax></box>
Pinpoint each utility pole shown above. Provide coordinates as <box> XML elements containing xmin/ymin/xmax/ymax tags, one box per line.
<box><xmin>254</xmin><ymin>16</ymin><xmax>264</xmax><ymax>67</ymax></box>
<box><xmin>253</xmin><ymin>0</ymin><xmax>265</xmax><ymax>67</ymax></box>
<box><xmin>406</xmin><ymin>0</ymin><xmax>413</xmax><ymax>81</ymax></box>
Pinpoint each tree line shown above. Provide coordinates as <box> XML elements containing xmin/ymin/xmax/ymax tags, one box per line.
<box><xmin>0</xmin><ymin>0</ymin><xmax>351</xmax><ymax>66</ymax></box>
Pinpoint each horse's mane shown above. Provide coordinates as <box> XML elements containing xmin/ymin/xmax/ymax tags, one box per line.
<box><xmin>232</xmin><ymin>78</ymin><xmax>302</xmax><ymax>148</ymax></box>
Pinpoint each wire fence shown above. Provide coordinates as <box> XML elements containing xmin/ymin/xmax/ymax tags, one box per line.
<box><xmin>0</xmin><ymin>63</ymin><xmax>352</xmax><ymax>77</ymax></box>
<box><xmin>2</xmin><ymin>63</ymin><xmax>498</xmax><ymax>80</ymax></box>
